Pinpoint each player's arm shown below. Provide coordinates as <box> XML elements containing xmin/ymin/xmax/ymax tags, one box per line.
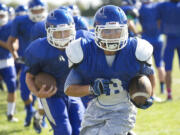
<box><xmin>7</xmin><ymin>36</ymin><xmax>19</xmax><ymax>59</ymax></box>
<box><xmin>64</xmin><ymin>69</ymin><xmax>91</xmax><ymax>97</ymax></box>
<box><xmin>65</xmin><ymin>69</ymin><xmax>111</xmax><ymax>97</ymax></box>
<box><xmin>0</xmin><ymin>40</ymin><xmax>9</xmax><ymax>50</ymax></box>
<box><xmin>26</xmin><ymin>72</ymin><xmax>57</xmax><ymax>98</ymax></box>
<box><xmin>128</xmin><ymin>19</ymin><xmax>139</xmax><ymax>35</ymax></box>
<box><xmin>133</xmin><ymin>38</ymin><xmax>155</xmax><ymax>109</ymax></box>
<box><xmin>65</xmin><ymin>39</ymin><xmax>91</xmax><ymax>96</ymax></box>
<box><xmin>65</xmin><ymin>39</ymin><xmax>110</xmax><ymax>97</ymax></box>
<box><xmin>24</xmin><ymin>43</ymin><xmax>57</xmax><ymax>98</ymax></box>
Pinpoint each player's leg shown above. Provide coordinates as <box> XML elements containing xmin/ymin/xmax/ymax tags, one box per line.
<box><xmin>68</xmin><ymin>97</ymin><xmax>85</xmax><ymax>135</ymax></box>
<box><xmin>0</xmin><ymin>75</ymin><xmax>5</xmax><ymax>91</ymax></box>
<box><xmin>177</xmin><ymin>45</ymin><xmax>180</xmax><ymax>68</ymax></box>
<box><xmin>40</xmin><ymin>96</ymin><xmax>72</xmax><ymax>135</ymax></box>
<box><xmin>20</xmin><ymin>66</ymin><xmax>35</xmax><ymax>126</ymax></box>
<box><xmin>0</xmin><ymin>66</ymin><xmax>18</xmax><ymax>122</ymax></box>
<box><xmin>15</xmin><ymin>63</ymin><xmax>22</xmax><ymax>89</ymax></box>
<box><xmin>80</xmin><ymin>99</ymin><xmax>137</xmax><ymax>135</ymax></box>
<box><xmin>153</xmin><ymin>40</ymin><xmax>166</xmax><ymax>94</ymax></box>
<box><xmin>98</xmin><ymin>104</ymin><xmax>136</xmax><ymax>135</ymax></box>
<box><xmin>164</xmin><ymin>37</ymin><xmax>175</xmax><ymax>100</ymax></box>
<box><xmin>33</xmin><ymin>98</ymin><xmax>47</xmax><ymax>133</ymax></box>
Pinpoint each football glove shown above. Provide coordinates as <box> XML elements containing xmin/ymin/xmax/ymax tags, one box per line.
<box><xmin>15</xmin><ymin>57</ymin><xmax>25</xmax><ymax>64</ymax></box>
<box><xmin>90</xmin><ymin>79</ymin><xmax>111</xmax><ymax>96</ymax></box>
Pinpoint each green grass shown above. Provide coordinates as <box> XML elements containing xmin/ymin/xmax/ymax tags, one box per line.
<box><xmin>135</xmin><ymin>51</ymin><xmax>180</xmax><ymax>135</ymax></box>
<box><xmin>0</xmin><ymin>52</ymin><xmax>179</xmax><ymax>135</ymax></box>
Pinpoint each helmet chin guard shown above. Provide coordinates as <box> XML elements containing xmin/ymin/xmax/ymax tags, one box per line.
<box><xmin>28</xmin><ymin>5</ymin><xmax>47</xmax><ymax>22</ymax></box>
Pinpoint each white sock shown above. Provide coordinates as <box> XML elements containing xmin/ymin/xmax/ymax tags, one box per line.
<box><xmin>7</xmin><ymin>102</ymin><xmax>16</xmax><ymax>116</ymax></box>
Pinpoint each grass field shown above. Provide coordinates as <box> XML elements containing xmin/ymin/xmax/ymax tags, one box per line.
<box><xmin>0</xmin><ymin>52</ymin><xmax>179</xmax><ymax>135</ymax></box>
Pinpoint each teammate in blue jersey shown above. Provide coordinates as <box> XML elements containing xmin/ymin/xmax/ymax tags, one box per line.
<box><xmin>7</xmin><ymin>0</ymin><xmax>47</xmax><ymax>127</ymax></box>
<box><xmin>30</xmin><ymin>21</ymin><xmax>46</xmax><ymax>41</ymax></box>
<box><xmin>139</xmin><ymin>0</ymin><xmax>166</xmax><ymax>95</ymax></box>
<box><xmin>8</xmin><ymin>6</ymin><xmax>15</xmax><ymax>21</ymax></box>
<box><xmin>65</xmin><ymin>5</ymin><xmax>154</xmax><ymax>135</ymax></box>
<box><xmin>25</xmin><ymin>9</ymin><xmax>85</xmax><ymax>135</ymax></box>
<box><xmin>68</xmin><ymin>5</ymin><xmax>81</xmax><ymax>16</ymax></box>
<box><xmin>156</xmin><ymin>0</ymin><xmax>180</xmax><ymax>100</ymax></box>
<box><xmin>121</xmin><ymin>5</ymin><xmax>139</xmax><ymax>37</ymax></box>
<box><xmin>15</xmin><ymin>5</ymin><xmax>28</xmax><ymax>16</ymax></box>
<box><xmin>0</xmin><ymin>3</ymin><xmax>18</xmax><ymax>122</ymax></box>
<box><xmin>73</xmin><ymin>16</ymin><xmax>88</xmax><ymax>31</ymax></box>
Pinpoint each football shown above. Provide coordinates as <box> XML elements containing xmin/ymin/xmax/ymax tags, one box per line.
<box><xmin>129</xmin><ymin>75</ymin><xmax>152</xmax><ymax>106</ymax></box>
<box><xmin>34</xmin><ymin>72</ymin><xmax>57</xmax><ymax>91</ymax></box>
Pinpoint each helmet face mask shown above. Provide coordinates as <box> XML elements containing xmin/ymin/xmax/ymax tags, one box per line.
<box><xmin>46</xmin><ymin>24</ymin><xmax>75</xmax><ymax>49</ymax></box>
<box><xmin>95</xmin><ymin>23</ymin><xmax>128</xmax><ymax>51</ymax></box>
<box><xmin>94</xmin><ymin>5</ymin><xmax>129</xmax><ymax>52</ymax></box>
<box><xmin>46</xmin><ymin>9</ymin><xmax>76</xmax><ymax>49</ymax></box>
<box><xmin>28</xmin><ymin>5</ymin><xmax>47</xmax><ymax>22</ymax></box>
<box><xmin>0</xmin><ymin>10</ymin><xmax>8</xmax><ymax>26</ymax></box>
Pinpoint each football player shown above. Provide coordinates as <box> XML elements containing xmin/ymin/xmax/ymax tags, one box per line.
<box><xmin>7</xmin><ymin>6</ymin><xmax>15</xmax><ymax>21</ymax></box>
<box><xmin>139</xmin><ymin>0</ymin><xmax>166</xmax><ymax>95</ymax></box>
<box><xmin>7</xmin><ymin>0</ymin><xmax>47</xmax><ymax>127</ymax></box>
<box><xmin>25</xmin><ymin>9</ymin><xmax>85</xmax><ymax>135</ymax></box>
<box><xmin>0</xmin><ymin>3</ymin><xmax>18</xmax><ymax>122</ymax></box>
<box><xmin>15</xmin><ymin>5</ymin><xmax>28</xmax><ymax>16</ymax></box>
<box><xmin>68</xmin><ymin>5</ymin><xmax>81</xmax><ymax>16</ymax></box>
<box><xmin>156</xmin><ymin>0</ymin><xmax>180</xmax><ymax>100</ymax></box>
<box><xmin>64</xmin><ymin>5</ymin><xmax>154</xmax><ymax>135</ymax></box>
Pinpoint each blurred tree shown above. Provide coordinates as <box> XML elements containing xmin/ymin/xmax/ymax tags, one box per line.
<box><xmin>6</xmin><ymin>2</ymin><xmax>19</xmax><ymax>8</ymax></box>
<box><xmin>102</xmin><ymin>0</ymin><xmax>122</xmax><ymax>6</ymax></box>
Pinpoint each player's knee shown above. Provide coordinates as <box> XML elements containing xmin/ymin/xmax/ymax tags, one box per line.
<box><xmin>20</xmin><ymin>90</ymin><xmax>31</xmax><ymax>101</ymax></box>
<box><xmin>6</xmin><ymin>78</ymin><xmax>17</xmax><ymax>93</ymax></box>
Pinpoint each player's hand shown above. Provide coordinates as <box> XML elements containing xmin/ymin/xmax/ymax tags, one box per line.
<box><xmin>15</xmin><ymin>57</ymin><xmax>25</xmax><ymax>64</ymax></box>
<box><xmin>36</xmin><ymin>84</ymin><xmax>57</xmax><ymax>98</ymax></box>
<box><xmin>131</xmin><ymin>98</ymin><xmax>153</xmax><ymax>109</ymax></box>
<box><xmin>91</xmin><ymin>79</ymin><xmax>111</xmax><ymax>96</ymax></box>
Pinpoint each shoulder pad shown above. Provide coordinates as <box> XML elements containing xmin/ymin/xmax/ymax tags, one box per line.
<box><xmin>65</xmin><ymin>38</ymin><xmax>83</xmax><ymax>67</ymax></box>
<box><xmin>135</xmin><ymin>37</ymin><xmax>153</xmax><ymax>63</ymax></box>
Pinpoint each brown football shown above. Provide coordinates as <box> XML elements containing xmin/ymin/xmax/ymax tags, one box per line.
<box><xmin>129</xmin><ymin>75</ymin><xmax>152</xmax><ymax>106</ymax></box>
<box><xmin>34</xmin><ymin>72</ymin><xmax>57</xmax><ymax>91</ymax></box>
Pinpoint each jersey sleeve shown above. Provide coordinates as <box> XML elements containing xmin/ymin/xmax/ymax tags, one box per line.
<box><xmin>64</xmin><ymin>68</ymin><xmax>83</xmax><ymax>93</ymax></box>
<box><xmin>24</xmin><ymin>40</ymin><xmax>42</xmax><ymax>75</ymax></box>
<box><xmin>155</xmin><ymin>2</ymin><xmax>164</xmax><ymax>20</ymax></box>
<box><xmin>30</xmin><ymin>22</ymin><xmax>46</xmax><ymax>41</ymax></box>
<box><xmin>10</xmin><ymin>16</ymin><xmax>21</xmax><ymax>38</ymax></box>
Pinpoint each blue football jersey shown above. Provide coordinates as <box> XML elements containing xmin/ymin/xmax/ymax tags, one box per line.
<box><xmin>25</xmin><ymin>38</ymin><xmax>70</xmax><ymax>97</ymax></box>
<box><xmin>68</xmin><ymin>37</ymin><xmax>153</xmax><ymax>91</ymax></box>
<box><xmin>0</xmin><ymin>21</ymin><xmax>12</xmax><ymax>60</ymax></box>
<box><xmin>10</xmin><ymin>15</ymin><xmax>36</xmax><ymax>57</ymax></box>
<box><xmin>65</xmin><ymin>37</ymin><xmax>154</xmax><ymax>106</ymax></box>
<box><xmin>31</xmin><ymin>21</ymin><xmax>46</xmax><ymax>41</ymax></box>
<box><xmin>139</xmin><ymin>3</ymin><xmax>161</xmax><ymax>37</ymax></box>
<box><xmin>156</xmin><ymin>1</ymin><xmax>180</xmax><ymax>37</ymax></box>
